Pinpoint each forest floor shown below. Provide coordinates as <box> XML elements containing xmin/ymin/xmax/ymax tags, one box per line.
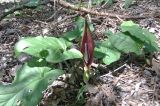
<box><xmin>0</xmin><ymin>0</ymin><xmax>160</xmax><ymax>106</ymax></box>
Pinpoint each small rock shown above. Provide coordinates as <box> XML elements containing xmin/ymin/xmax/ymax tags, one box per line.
<box><xmin>149</xmin><ymin>28</ymin><xmax>156</xmax><ymax>33</ymax></box>
<box><xmin>42</xmin><ymin>28</ymin><xmax>49</xmax><ymax>35</ymax></box>
<box><xmin>144</xmin><ymin>70</ymin><xmax>152</xmax><ymax>76</ymax></box>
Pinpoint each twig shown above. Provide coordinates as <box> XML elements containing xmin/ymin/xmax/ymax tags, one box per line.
<box><xmin>113</xmin><ymin>64</ymin><xmax>126</xmax><ymax>72</ymax></box>
<box><xmin>0</xmin><ymin>1</ymin><xmax>51</xmax><ymax>21</ymax></box>
<box><xmin>152</xmin><ymin>76</ymin><xmax>159</xmax><ymax>105</ymax></box>
<box><xmin>57</xmin><ymin>78</ymin><xmax>76</xmax><ymax>87</ymax></box>
<box><xmin>45</xmin><ymin>7</ymin><xmax>63</xmax><ymax>22</ymax></box>
<box><xmin>0</xmin><ymin>5</ymin><xmax>37</xmax><ymax>21</ymax></box>
<box><xmin>50</xmin><ymin>13</ymin><xmax>79</xmax><ymax>27</ymax></box>
<box><xmin>152</xmin><ymin>77</ymin><xmax>156</xmax><ymax>105</ymax></box>
<box><xmin>91</xmin><ymin>63</ymin><xmax>109</xmax><ymax>73</ymax></box>
<box><xmin>54</xmin><ymin>0</ymin><xmax>151</xmax><ymax>19</ymax></box>
<box><xmin>0</xmin><ymin>0</ymin><xmax>153</xmax><ymax>22</ymax></box>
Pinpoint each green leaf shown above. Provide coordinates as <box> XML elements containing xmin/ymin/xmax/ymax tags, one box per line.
<box><xmin>95</xmin><ymin>39</ymin><xmax>121</xmax><ymax>65</ymax></box>
<box><xmin>124</xmin><ymin>0</ymin><xmax>133</xmax><ymax>8</ymax></box>
<box><xmin>75</xmin><ymin>17</ymin><xmax>94</xmax><ymax>36</ymax></box>
<box><xmin>121</xmin><ymin>21</ymin><xmax>159</xmax><ymax>52</ymax></box>
<box><xmin>73</xmin><ymin>85</ymin><xmax>86</xmax><ymax>106</ymax></box>
<box><xmin>106</xmin><ymin>0</ymin><xmax>113</xmax><ymax>5</ymax></box>
<box><xmin>121</xmin><ymin>21</ymin><xmax>149</xmax><ymax>43</ymax></box>
<box><xmin>104</xmin><ymin>30</ymin><xmax>114</xmax><ymax>37</ymax></box>
<box><xmin>62</xmin><ymin>28</ymin><xmax>81</xmax><ymax>41</ymax></box>
<box><xmin>109</xmin><ymin>32</ymin><xmax>143</xmax><ymax>55</ymax></box>
<box><xmin>76</xmin><ymin>85</ymin><xmax>86</xmax><ymax>101</ymax></box>
<box><xmin>95</xmin><ymin>46</ymin><xmax>120</xmax><ymax>65</ymax></box>
<box><xmin>15</xmin><ymin>36</ymin><xmax>70</xmax><ymax>57</ymax></box>
<box><xmin>93</xmin><ymin>0</ymin><xmax>113</xmax><ymax>5</ymax></box>
<box><xmin>46</xmin><ymin>48</ymin><xmax>82</xmax><ymax>63</ymax></box>
<box><xmin>121</xmin><ymin>21</ymin><xmax>136</xmax><ymax>26</ymax></box>
<box><xmin>142</xmin><ymin>29</ymin><xmax>160</xmax><ymax>52</ymax></box>
<box><xmin>63</xmin><ymin>49</ymin><xmax>83</xmax><ymax>60</ymax></box>
<box><xmin>27</xmin><ymin>58</ymin><xmax>48</xmax><ymax>67</ymax></box>
<box><xmin>62</xmin><ymin>16</ymin><xmax>95</xmax><ymax>41</ymax></box>
<box><xmin>15</xmin><ymin>36</ymin><xmax>82</xmax><ymax>63</ymax></box>
<box><xmin>24</xmin><ymin>0</ymin><xmax>40</xmax><ymax>7</ymax></box>
<box><xmin>0</xmin><ymin>64</ymin><xmax>63</xmax><ymax>106</ymax></box>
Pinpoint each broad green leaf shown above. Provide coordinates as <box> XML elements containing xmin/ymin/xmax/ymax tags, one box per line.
<box><xmin>62</xmin><ymin>28</ymin><xmax>81</xmax><ymax>41</ymax></box>
<box><xmin>95</xmin><ymin>46</ymin><xmax>120</xmax><ymax>65</ymax></box>
<box><xmin>27</xmin><ymin>58</ymin><xmax>48</xmax><ymax>67</ymax></box>
<box><xmin>104</xmin><ymin>30</ymin><xmax>114</xmax><ymax>37</ymax></box>
<box><xmin>0</xmin><ymin>64</ymin><xmax>63</xmax><ymax>106</ymax></box>
<box><xmin>109</xmin><ymin>33</ymin><xmax>143</xmax><ymax>55</ymax></box>
<box><xmin>142</xmin><ymin>29</ymin><xmax>160</xmax><ymax>52</ymax></box>
<box><xmin>121</xmin><ymin>21</ymin><xmax>150</xmax><ymax>43</ymax></box>
<box><xmin>15</xmin><ymin>36</ymin><xmax>81</xmax><ymax>63</ymax></box>
<box><xmin>63</xmin><ymin>48</ymin><xmax>83</xmax><ymax>60</ymax></box>
<box><xmin>15</xmin><ymin>36</ymin><xmax>71</xmax><ymax>57</ymax></box>
<box><xmin>121</xmin><ymin>21</ymin><xmax>159</xmax><ymax>52</ymax></box>
<box><xmin>45</xmin><ymin>49</ymin><xmax>62</xmax><ymax>63</ymax></box>
<box><xmin>121</xmin><ymin>21</ymin><xmax>136</xmax><ymax>26</ymax></box>
<box><xmin>46</xmin><ymin>48</ymin><xmax>82</xmax><ymax>63</ymax></box>
<box><xmin>95</xmin><ymin>39</ymin><xmax>121</xmax><ymax>65</ymax></box>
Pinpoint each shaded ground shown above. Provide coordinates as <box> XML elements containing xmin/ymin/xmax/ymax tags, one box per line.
<box><xmin>0</xmin><ymin>0</ymin><xmax>160</xmax><ymax>106</ymax></box>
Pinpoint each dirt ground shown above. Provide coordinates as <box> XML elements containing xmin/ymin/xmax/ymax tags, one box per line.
<box><xmin>0</xmin><ymin>0</ymin><xmax>160</xmax><ymax>106</ymax></box>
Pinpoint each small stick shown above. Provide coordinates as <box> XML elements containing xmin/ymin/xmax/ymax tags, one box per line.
<box><xmin>55</xmin><ymin>0</ymin><xmax>151</xmax><ymax>19</ymax></box>
<box><xmin>50</xmin><ymin>13</ymin><xmax>79</xmax><ymax>27</ymax></box>
<box><xmin>91</xmin><ymin>63</ymin><xmax>109</xmax><ymax>73</ymax></box>
<box><xmin>113</xmin><ymin>64</ymin><xmax>127</xmax><ymax>72</ymax></box>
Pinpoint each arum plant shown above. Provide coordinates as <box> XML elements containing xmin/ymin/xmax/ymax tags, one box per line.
<box><xmin>80</xmin><ymin>19</ymin><xmax>94</xmax><ymax>82</ymax></box>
